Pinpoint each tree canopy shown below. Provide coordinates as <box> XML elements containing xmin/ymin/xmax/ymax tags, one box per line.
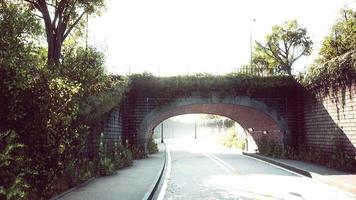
<box><xmin>253</xmin><ymin>20</ymin><xmax>313</xmax><ymax>75</ymax></box>
<box><xmin>23</xmin><ymin>0</ymin><xmax>105</xmax><ymax>67</ymax></box>
<box><xmin>318</xmin><ymin>7</ymin><xmax>355</xmax><ymax>63</ymax></box>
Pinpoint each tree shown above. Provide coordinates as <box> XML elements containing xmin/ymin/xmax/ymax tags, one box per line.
<box><xmin>0</xmin><ymin>1</ymin><xmax>42</xmax><ymax>131</ymax></box>
<box><xmin>252</xmin><ymin>46</ymin><xmax>278</xmax><ymax>76</ymax></box>
<box><xmin>253</xmin><ymin>20</ymin><xmax>313</xmax><ymax>75</ymax></box>
<box><xmin>318</xmin><ymin>8</ymin><xmax>355</xmax><ymax>62</ymax></box>
<box><xmin>24</xmin><ymin>0</ymin><xmax>105</xmax><ymax>67</ymax></box>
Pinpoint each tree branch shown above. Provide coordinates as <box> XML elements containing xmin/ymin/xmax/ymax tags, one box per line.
<box><xmin>63</xmin><ymin>10</ymin><xmax>87</xmax><ymax>39</ymax></box>
<box><xmin>24</xmin><ymin>0</ymin><xmax>42</xmax><ymax>12</ymax></box>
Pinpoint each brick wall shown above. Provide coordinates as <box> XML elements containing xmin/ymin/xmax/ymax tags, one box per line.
<box><xmin>304</xmin><ymin>83</ymin><xmax>356</xmax><ymax>157</ymax></box>
<box><xmin>84</xmin><ymin>108</ymin><xmax>122</xmax><ymax>157</ymax></box>
<box><xmin>103</xmin><ymin>108</ymin><xmax>122</xmax><ymax>144</ymax></box>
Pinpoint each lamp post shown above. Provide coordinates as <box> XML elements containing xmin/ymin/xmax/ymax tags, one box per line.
<box><xmin>250</xmin><ymin>18</ymin><xmax>256</xmax><ymax>69</ymax></box>
<box><xmin>194</xmin><ymin>115</ymin><xmax>197</xmax><ymax>139</ymax></box>
<box><xmin>161</xmin><ymin>122</ymin><xmax>164</xmax><ymax>143</ymax></box>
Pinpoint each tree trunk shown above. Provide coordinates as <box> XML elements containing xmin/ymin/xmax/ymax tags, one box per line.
<box><xmin>47</xmin><ymin>36</ymin><xmax>62</xmax><ymax>67</ymax></box>
<box><xmin>46</xmin><ymin>27</ymin><xmax>64</xmax><ymax>67</ymax></box>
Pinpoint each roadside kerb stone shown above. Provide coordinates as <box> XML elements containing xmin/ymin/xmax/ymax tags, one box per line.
<box><xmin>142</xmin><ymin>143</ymin><xmax>167</xmax><ymax>200</ymax></box>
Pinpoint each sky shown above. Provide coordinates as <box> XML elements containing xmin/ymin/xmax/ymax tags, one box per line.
<box><xmin>89</xmin><ymin>0</ymin><xmax>355</xmax><ymax>76</ymax></box>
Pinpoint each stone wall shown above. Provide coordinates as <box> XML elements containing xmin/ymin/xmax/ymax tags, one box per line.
<box><xmin>304</xmin><ymin>84</ymin><xmax>356</xmax><ymax>157</ymax></box>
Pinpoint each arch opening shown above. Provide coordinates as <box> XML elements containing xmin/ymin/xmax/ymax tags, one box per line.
<box><xmin>152</xmin><ymin>114</ymin><xmax>259</xmax><ymax>152</ymax></box>
<box><xmin>140</xmin><ymin>101</ymin><xmax>288</xmax><ymax>153</ymax></box>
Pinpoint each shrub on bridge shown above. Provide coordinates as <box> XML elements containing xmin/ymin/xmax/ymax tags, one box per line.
<box><xmin>128</xmin><ymin>72</ymin><xmax>301</xmax><ymax>97</ymax></box>
<box><xmin>303</xmin><ymin>50</ymin><xmax>356</xmax><ymax>98</ymax></box>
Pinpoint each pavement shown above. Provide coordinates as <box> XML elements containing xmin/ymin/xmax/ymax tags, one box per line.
<box><xmin>243</xmin><ymin>152</ymin><xmax>356</xmax><ymax>195</ymax></box>
<box><xmin>51</xmin><ymin>143</ymin><xmax>166</xmax><ymax>200</ymax></box>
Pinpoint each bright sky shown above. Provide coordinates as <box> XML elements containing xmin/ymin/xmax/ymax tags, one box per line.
<box><xmin>89</xmin><ymin>0</ymin><xmax>355</xmax><ymax>76</ymax></box>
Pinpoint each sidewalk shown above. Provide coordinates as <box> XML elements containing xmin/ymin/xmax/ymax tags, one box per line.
<box><xmin>243</xmin><ymin>152</ymin><xmax>356</xmax><ymax>194</ymax></box>
<box><xmin>52</xmin><ymin>143</ymin><xmax>166</xmax><ymax>200</ymax></box>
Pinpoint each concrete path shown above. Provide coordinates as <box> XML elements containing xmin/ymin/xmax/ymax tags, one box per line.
<box><xmin>244</xmin><ymin>153</ymin><xmax>356</xmax><ymax>195</ymax></box>
<box><xmin>53</xmin><ymin>143</ymin><xmax>165</xmax><ymax>200</ymax></box>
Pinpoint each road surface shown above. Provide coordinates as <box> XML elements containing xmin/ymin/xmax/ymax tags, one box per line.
<box><xmin>156</xmin><ymin>139</ymin><xmax>354</xmax><ymax>200</ymax></box>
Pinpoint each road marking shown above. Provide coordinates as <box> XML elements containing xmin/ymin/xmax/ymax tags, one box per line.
<box><xmin>240</xmin><ymin>154</ymin><xmax>305</xmax><ymax>178</ymax></box>
<box><xmin>204</xmin><ymin>153</ymin><xmax>236</xmax><ymax>174</ymax></box>
<box><xmin>157</xmin><ymin>144</ymin><xmax>171</xmax><ymax>200</ymax></box>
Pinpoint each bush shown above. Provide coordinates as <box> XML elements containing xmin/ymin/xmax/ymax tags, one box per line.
<box><xmin>257</xmin><ymin>135</ymin><xmax>283</xmax><ymax>158</ymax></box>
<box><xmin>113</xmin><ymin>142</ymin><xmax>133</xmax><ymax>169</ymax></box>
<box><xmin>222</xmin><ymin>130</ymin><xmax>246</xmax><ymax>150</ymax></box>
<box><xmin>147</xmin><ymin>136</ymin><xmax>159</xmax><ymax>154</ymax></box>
<box><xmin>97</xmin><ymin>133</ymin><xmax>133</xmax><ymax>176</ymax></box>
<box><xmin>131</xmin><ymin>145</ymin><xmax>147</xmax><ymax>160</ymax></box>
<box><xmin>129</xmin><ymin>73</ymin><xmax>302</xmax><ymax>98</ymax></box>
<box><xmin>0</xmin><ymin>130</ymin><xmax>29</xmax><ymax>200</ymax></box>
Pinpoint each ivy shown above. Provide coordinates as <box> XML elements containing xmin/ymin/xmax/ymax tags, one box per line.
<box><xmin>128</xmin><ymin>72</ymin><xmax>302</xmax><ymax>98</ymax></box>
<box><xmin>303</xmin><ymin>50</ymin><xmax>356</xmax><ymax>98</ymax></box>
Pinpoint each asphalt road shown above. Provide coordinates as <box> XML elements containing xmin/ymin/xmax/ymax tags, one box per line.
<box><xmin>156</xmin><ymin>139</ymin><xmax>354</xmax><ymax>200</ymax></box>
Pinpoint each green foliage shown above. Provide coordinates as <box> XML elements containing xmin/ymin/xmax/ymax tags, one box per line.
<box><xmin>253</xmin><ymin>20</ymin><xmax>313</xmax><ymax>75</ymax></box>
<box><xmin>304</xmin><ymin>8</ymin><xmax>356</xmax><ymax>97</ymax></box>
<box><xmin>147</xmin><ymin>136</ymin><xmax>159</xmax><ymax>154</ymax></box>
<box><xmin>21</xmin><ymin>74</ymin><xmax>90</xmax><ymax>199</ymax></box>
<box><xmin>0</xmin><ymin>1</ymin><xmax>42</xmax><ymax>129</ymax></box>
<box><xmin>98</xmin><ymin>156</ymin><xmax>116</xmax><ymax>176</ymax></box>
<box><xmin>130</xmin><ymin>145</ymin><xmax>147</xmax><ymax>160</ymax></box>
<box><xmin>222</xmin><ymin>130</ymin><xmax>246</xmax><ymax>150</ymax></box>
<box><xmin>98</xmin><ymin>133</ymin><xmax>133</xmax><ymax>176</ymax></box>
<box><xmin>303</xmin><ymin>50</ymin><xmax>356</xmax><ymax>96</ymax></box>
<box><xmin>60</xmin><ymin>46</ymin><xmax>130</xmax><ymax>123</ymax></box>
<box><xmin>129</xmin><ymin>73</ymin><xmax>302</xmax><ymax>97</ymax></box>
<box><xmin>1</xmin><ymin>1</ymin><xmax>130</xmax><ymax>199</ymax></box>
<box><xmin>327</xmin><ymin>139</ymin><xmax>355</xmax><ymax>172</ymax></box>
<box><xmin>24</xmin><ymin>0</ymin><xmax>106</xmax><ymax>66</ymax></box>
<box><xmin>114</xmin><ymin>142</ymin><xmax>133</xmax><ymax>168</ymax></box>
<box><xmin>318</xmin><ymin>8</ymin><xmax>356</xmax><ymax>63</ymax></box>
<box><xmin>257</xmin><ymin>135</ymin><xmax>283</xmax><ymax>158</ymax></box>
<box><xmin>0</xmin><ymin>131</ymin><xmax>29</xmax><ymax>200</ymax></box>
<box><xmin>202</xmin><ymin>115</ymin><xmax>235</xmax><ymax>129</ymax></box>
<box><xmin>266</xmin><ymin>143</ymin><xmax>355</xmax><ymax>172</ymax></box>
<box><xmin>98</xmin><ymin>133</ymin><xmax>117</xmax><ymax>176</ymax></box>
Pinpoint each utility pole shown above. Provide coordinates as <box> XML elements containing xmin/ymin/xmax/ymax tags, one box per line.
<box><xmin>161</xmin><ymin>122</ymin><xmax>164</xmax><ymax>143</ymax></box>
<box><xmin>194</xmin><ymin>115</ymin><xmax>197</xmax><ymax>139</ymax></box>
<box><xmin>250</xmin><ymin>18</ymin><xmax>256</xmax><ymax>68</ymax></box>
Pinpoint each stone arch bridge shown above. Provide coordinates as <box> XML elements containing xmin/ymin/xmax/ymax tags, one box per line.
<box><xmin>98</xmin><ymin>76</ymin><xmax>305</xmax><ymax>153</ymax></box>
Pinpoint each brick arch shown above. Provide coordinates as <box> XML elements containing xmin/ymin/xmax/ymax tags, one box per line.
<box><xmin>139</xmin><ymin>96</ymin><xmax>288</xmax><ymax>150</ymax></box>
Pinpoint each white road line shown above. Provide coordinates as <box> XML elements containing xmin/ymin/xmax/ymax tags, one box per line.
<box><xmin>208</xmin><ymin>153</ymin><xmax>235</xmax><ymax>171</ymax></box>
<box><xmin>157</xmin><ymin>145</ymin><xmax>171</xmax><ymax>200</ymax></box>
<box><xmin>204</xmin><ymin>153</ymin><xmax>234</xmax><ymax>174</ymax></box>
<box><xmin>240</xmin><ymin>154</ymin><xmax>305</xmax><ymax>178</ymax></box>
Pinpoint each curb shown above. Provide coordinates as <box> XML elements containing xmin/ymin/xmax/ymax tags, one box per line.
<box><xmin>242</xmin><ymin>152</ymin><xmax>312</xmax><ymax>177</ymax></box>
<box><xmin>142</xmin><ymin>143</ymin><xmax>167</xmax><ymax>200</ymax></box>
<box><xmin>49</xmin><ymin>176</ymin><xmax>97</xmax><ymax>200</ymax></box>
<box><xmin>243</xmin><ymin>152</ymin><xmax>356</xmax><ymax>195</ymax></box>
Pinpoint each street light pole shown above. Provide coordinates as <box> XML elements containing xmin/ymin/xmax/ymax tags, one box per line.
<box><xmin>250</xmin><ymin>18</ymin><xmax>256</xmax><ymax>69</ymax></box>
<box><xmin>194</xmin><ymin>115</ymin><xmax>197</xmax><ymax>139</ymax></box>
<box><xmin>161</xmin><ymin>122</ymin><xmax>164</xmax><ymax>143</ymax></box>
